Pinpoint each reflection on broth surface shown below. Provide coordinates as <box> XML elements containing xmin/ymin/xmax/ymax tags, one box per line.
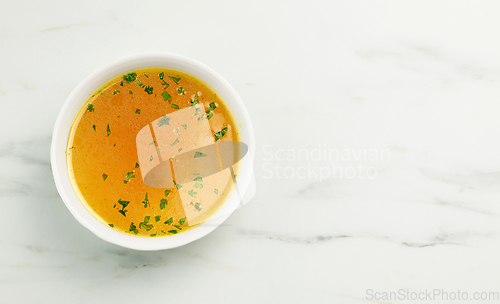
<box><xmin>67</xmin><ymin>68</ymin><xmax>240</xmax><ymax>237</ymax></box>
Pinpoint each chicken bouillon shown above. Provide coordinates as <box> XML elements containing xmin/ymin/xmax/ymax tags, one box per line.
<box><xmin>67</xmin><ymin>68</ymin><xmax>240</xmax><ymax>237</ymax></box>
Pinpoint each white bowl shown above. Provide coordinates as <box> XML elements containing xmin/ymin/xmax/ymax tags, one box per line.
<box><xmin>51</xmin><ymin>52</ymin><xmax>255</xmax><ymax>250</ymax></box>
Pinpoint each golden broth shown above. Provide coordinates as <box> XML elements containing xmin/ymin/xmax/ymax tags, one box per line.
<box><xmin>67</xmin><ymin>68</ymin><xmax>240</xmax><ymax>237</ymax></box>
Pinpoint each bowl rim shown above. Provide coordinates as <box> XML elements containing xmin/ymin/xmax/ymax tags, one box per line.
<box><xmin>50</xmin><ymin>52</ymin><xmax>255</xmax><ymax>250</ymax></box>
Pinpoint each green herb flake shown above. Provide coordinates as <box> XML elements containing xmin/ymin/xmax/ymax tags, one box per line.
<box><xmin>158</xmin><ymin>115</ymin><xmax>170</xmax><ymax>127</ymax></box>
<box><xmin>140</xmin><ymin>222</ymin><xmax>153</xmax><ymax>231</ymax></box>
<box><xmin>175</xmin><ymin>182</ymin><xmax>183</xmax><ymax>190</ymax></box>
<box><xmin>168</xmin><ymin>230</ymin><xmax>178</xmax><ymax>234</ymax></box>
<box><xmin>129</xmin><ymin>222</ymin><xmax>139</xmax><ymax>234</ymax></box>
<box><xmin>171</xmin><ymin>104</ymin><xmax>179</xmax><ymax>109</ymax></box>
<box><xmin>209</xmin><ymin>102</ymin><xmax>216</xmax><ymax>111</ymax></box>
<box><xmin>102</xmin><ymin>173</ymin><xmax>108</xmax><ymax>181</ymax></box>
<box><xmin>174</xmin><ymin>225</ymin><xmax>182</xmax><ymax>230</ymax></box>
<box><xmin>188</xmin><ymin>190</ymin><xmax>197</xmax><ymax>197</ymax></box>
<box><xmin>214</xmin><ymin>188</ymin><xmax>218</xmax><ymax>194</ymax></box>
<box><xmin>160</xmin><ymin>198</ymin><xmax>168</xmax><ymax>210</ymax></box>
<box><xmin>136</xmin><ymin>79</ymin><xmax>143</xmax><ymax>86</ymax></box>
<box><xmin>190</xmin><ymin>93</ymin><xmax>199</xmax><ymax>106</ymax></box>
<box><xmin>123</xmin><ymin>180</ymin><xmax>128</xmax><ymax>184</ymax></box>
<box><xmin>150</xmin><ymin>155</ymin><xmax>153</xmax><ymax>161</ymax></box>
<box><xmin>113</xmin><ymin>90</ymin><xmax>119</xmax><ymax>95</ymax></box>
<box><xmin>164</xmin><ymin>217</ymin><xmax>173</xmax><ymax>225</ymax></box>
<box><xmin>125</xmin><ymin>171</ymin><xmax>135</xmax><ymax>181</ymax></box>
<box><xmin>144</xmin><ymin>85</ymin><xmax>153</xmax><ymax>95</ymax></box>
<box><xmin>178</xmin><ymin>148</ymin><xmax>182</xmax><ymax>152</ymax></box>
<box><xmin>178</xmin><ymin>87</ymin><xmax>185</xmax><ymax>95</ymax></box>
<box><xmin>150</xmin><ymin>233</ymin><xmax>156</xmax><ymax>237</ymax></box>
<box><xmin>207</xmin><ymin>113</ymin><xmax>213</xmax><ymax>120</ymax></box>
<box><xmin>179</xmin><ymin>218</ymin><xmax>186</xmax><ymax>225</ymax></box>
<box><xmin>143</xmin><ymin>193</ymin><xmax>149</xmax><ymax>208</ymax></box>
<box><xmin>135</xmin><ymin>163</ymin><xmax>139</xmax><ymax>168</ymax></box>
<box><xmin>120</xmin><ymin>81</ymin><xmax>123</xmax><ymax>86</ymax></box>
<box><xmin>123</xmin><ymin>72</ymin><xmax>137</xmax><ymax>83</ymax></box>
<box><xmin>165</xmin><ymin>190</ymin><xmax>171</xmax><ymax>196</ymax></box>
<box><xmin>194</xmin><ymin>202</ymin><xmax>201</xmax><ymax>211</ymax></box>
<box><xmin>117</xmin><ymin>198</ymin><xmax>130</xmax><ymax>209</ymax></box>
<box><xmin>99</xmin><ymin>90</ymin><xmax>103</xmax><ymax>95</ymax></box>
<box><xmin>159</xmin><ymin>72</ymin><xmax>164</xmax><ymax>79</ymax></box>
<box><xmin>214</xmin><ymin>126</ymin><xmax>228</xmax><ymax>141</ymax></box>
<box><xmin>194</xmin><ymin>151</ymin><xmax>207</xmax><ymax>158</ymax></box>
<box><xmin>107</xmin><ymin>124</ymin><xmax>111</xmax><ymax>137</ymax></box>
<box><xmin>108</xmin><ymin>223</ymin><xmax>114</xmax><ymax>228</ymax></box>
<box><xmin>182</xmin><ymin>124</ymin><xmax>187</xmax><ymax>130</ymax></box>
<box><xmin>155</xmin><ymin>215</ymin><xmax>161</xmax><ymax>222</ymax></box>
<box><xmin>194</xmin><ymin>182</ymin><xmax>203</xmax><ymax>189</ymax></box>
<box><xmin>161</xmin><ymin>91</ymin><xmax>172</xmax><ymax>103</ymax></box>
<box><xmin>135</xmin><ymin>109</ymin><xmax>140</xmax><ymax>114</ymax></box>
<box><xmin>87</xmin><ymin>104</ymin><xmax>94</xmax><ymax>112</ymax></box>
<box><xmin>144</xmin><ymin>216</ymin><xmax>150</xmax><ymax>224</ymax></box>
<box><xmin>92</xmin><ymin>124</ymin><xmax>96</xmax><ymax>131</ymax></box>
<box><xmin>161</xmin><ymin>80</ymin><xmax>170</xmax><ymax>88</ymax></box>
<box><xmin>129</xmin><ymin>90</ymin><xmax>133</xmax><ymax>94</ymax></box>
<box><xmin>119</xmin><ymin>209</ymin><xmax>127</xmax><ymax>217</ymax></box>
<box><xmin>171</xmin><ymin>138</ymin><xmax>179</xmax><ymax>146</ymax></box>
<box><xmin>161</xmin><ymin>230</ymin><xmax>166</xmax><ymax>234</ymax></box>
<box><xmin>168</xmin><ymin>76</ymin><xmax>181</xmax><ymax>84</ymax></box>
<box><xmin>174</xmin><ymin>128</ymin><xmax>179</xmax><ymax>134</ymax></box>
<box><xmin>193</xmin><ymin>176</ymin><xmax>203</xmax><ymax>182</ymax></box>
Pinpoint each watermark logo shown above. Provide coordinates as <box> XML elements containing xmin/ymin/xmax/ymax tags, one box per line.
<box><xmin>366</xmin><ymin>289</ymin><xmax>499</xmax><ymax>301</ymax></box>
<box><xmin>261</xmin><ymin>144</ymin><xmax>390</xmax><ymax>181</ymax></box>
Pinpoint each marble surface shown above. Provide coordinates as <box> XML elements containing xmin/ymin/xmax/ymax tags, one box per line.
<box><xmin>2</xmin><ymin>1</ymin><xmax>500</xmax><ymax>303</ymax></box>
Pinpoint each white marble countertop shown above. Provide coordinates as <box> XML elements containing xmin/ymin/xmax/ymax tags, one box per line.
<box><xmin>2</xmin><ymin>1</ymin><xmax>500</xmax><ymax>303</ymax></box>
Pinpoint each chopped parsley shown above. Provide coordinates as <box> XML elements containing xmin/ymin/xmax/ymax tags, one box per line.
<box><xmin>119</xmin><ymin>210</ymin><xmax>127</xmax><ymax>216</ymax></box>
<box><xmin>160</xmin><ymin>198</ymin><xmax>168</xmax><ymax>210</ymax></box>
<box><xmin>159</xmin><ymin>72</ymin><xmax>164</xmax><ymax>79</ymax></box>
<box><xmin>174</xmin><ymin>225</ymin><xmax>182</xmax><ymax>230</ymax></box>
<box><xmin>144</xmin><ymin>85</ymin><xmax>153</xmax><ymax>95</ymax></box>
<box><xmin>178</xmin><ymin>87</ymin><xmax>185</xmax><ymax>94</ymax></box>
<box><xmin>142</xmin><ymin>193</ymin><xmax>149</xmax><ymax>208</ymax></box>
<box><xmin>214</xmin><ymin>188</ymin><xmax>218</xmax><ymax>194</ymax></box>
<box><xmin>108</xmin><ymin>224</ymin><xmax>114</xmax><ymax>228</ymax></box>
<box><xmin>136</xmin><ymin>79</ymin><xmax>143</xmax><ymax>86</ymax></box>
<box><xmin>168</xmin><ymin>76</ymin><xmax>181</xmax><ymax>84</ymax></box>
<box><xmin>117</xmin><ymin>198</ymin><xmax>129</xmax><ymax>209</ymax></box>
<box><xmin>135</xmin><ymin>109</ymin><xmax>140</xmax><ymax>114</ymax></box>
<box><xmin>155</xmin><ymin>215</ymin><xmax>161</xmax><ymax>222</ymax></box>
<box><xmin>107</xmin><ymin>124</ymin><xmax>111</xmax><ymax>137</ymax></box>
<box><xmin>179</xmin><ymin>218</ymin><xmax>186</xmax><ymax>225</ymax></box>
<box><xmin>161</xmin><ymin>80</ymin><xmax>170</xmax><ymax>88</ymax></box>
<box><xmin>129</xmin><ymin>90</ymin><xmax>133</xmax><ymax>94</ymax></box>
<box><xmin>165</xmin><ymin>190</ymin><xmax>171</xmax><ymax>196</ymax></box>
<box><xmin>182</xmin><ymin>124</ymin><xmax>187</xmax><ymax>130</ymax></box>
<box><xmin>120</xmin><ymin>81</ymin><xmax>123</xmax><ymax>86</ymax></box>
<box><xmin>193</xmin><ymin>176</ymin><xmax>203</xmax><ymax>182</ymax></box>
<box><xmin>123</xmin><ymin>72</ymin><xmax>137</xmax><ymax>83</ymax></box>
<box><xmin>190</xmin><ymin>93</ymin><xmax>199</xmax><ymax>106</ymax></box>
<box><xmin>113</xmin><ymin>90</ymin><xmax>120</xmax><ymax>95</ymax></box>
<box><xmin>188</xmin><ymin>190</ymin><xmax>197</xmax><ymax>197</ymax></box>
<box><xmin>92</xmin><ymin>124</ymin><xmax>96</xmax><ymax>131</ymax></box>
<box><xmin>194</xmin><ymin>151</ymin><xmax>207</xmax><ymax>158</ymax></box>
<box><xmin>102</xmin><ymin>173</ymin><xmax>108</xmax><ymax>181</ymax></box>
<box><xmin>209</xmin><ymin>102</ymin><xmax>216</xmax><ymax>111</ymax></box>
<box><xmin>129</xmin><ymin>222</ymin><xmax>139</xmax><ymax>234</ymax></box>
<box><xmin>99</xmin><ymin>90</ymin><xmax>103</xmax><ymax>95</ymax></box>
<box><xmin>171</xmin><ymin>138</ymin><xmax>179</xmax><ymax>146</ymax></box>
<box><xmin>214</xmin><ymin>126</ymin><xmax>228</xmax><ymax>141</ymax></box>
<box><xmin>125</xmin><ymin>171</ymin><xmax>135</xmax><ymax>181</ymax></box>
<box><xmin>194</xmin><ymin>202</ymin><xmax>201</xmax><ymax>211</ymax></box>
<box><xmin>140</xmin><ymin>216</ymin><xmax>153</xmax><ymax>231</ymax></box>
<box><xmin>171</xmin><ymin>104</ymin><xmax>179</xmax><ymax>109</ymax></box>
<box><xmin>168</xmin><ymin>230</ymin><xmax>178</xmax><ymax>234</ymax></box>
<box><xmin>158</xmin><ymin>115</ymin><xmax>170</xmax><ymax>127</ymax></box>
<box><xmin>161</xmin><ymin>91</ymin><xmax>172</xmax><ymax>103</ymax></box>
<box><xmin>135</xmin><ymin>162</ymin><xmax>139</xmax><ymax>168</ymax></box>
<box><xmin>164</xmin><ymin>217</ymin><xmax>173</xmax><ymax>225</ymax></box>
<box><xmin>150</xmin><ymin>155</ymin><xmax>153</xmax><ymax>161</ymax></box>
<box><xmin>207</xmin><ymin>113</ymin><xmax>213</xmax><ymax>120</ymax></box>
<box><xmin>194</xmin><ymin>182</ymin><xmax>203</xmax><ymax>189</ymax></box>
<box><xmin>87</xmin><ymin>104</ymin><xmax>94</xmax><ymax>112</ymax></box>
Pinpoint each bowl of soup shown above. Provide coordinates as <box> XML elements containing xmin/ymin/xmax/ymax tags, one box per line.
<box><xmin>51</xmin><ymin>53</ymin><xmax>255</xmax><ymax>250</ymax></box>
